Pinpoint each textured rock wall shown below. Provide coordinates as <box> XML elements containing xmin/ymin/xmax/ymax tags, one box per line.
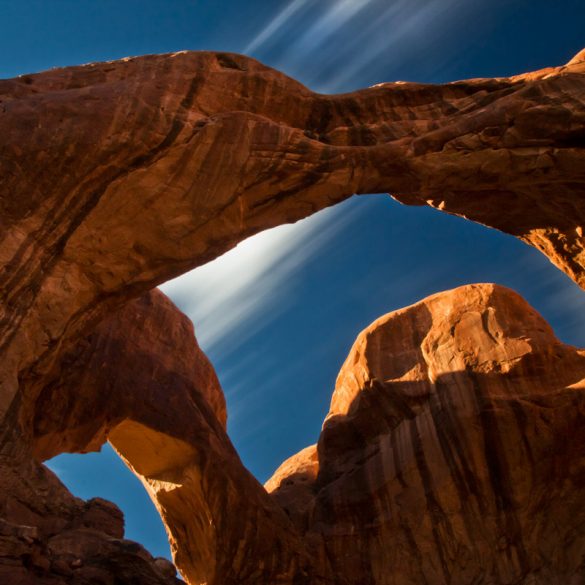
<box><xmin>31</xmin><ymin>290</ymin><xmax>313</xmax><ymax>585</ymax></box>
<box><xmin>8</xmin><ymin>284</ymin><xmax>585</xmax><ymax>585</ymax></box>
<box><xmin>0</xmin><ymin>458</ymin><xmax>184</xmax><ymax>584</ymax></box>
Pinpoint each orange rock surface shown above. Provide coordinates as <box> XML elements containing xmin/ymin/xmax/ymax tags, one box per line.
<box><xmin>31</xmin><ymin>290</ymin><xmax>311</xmax><ymax>585</ymax></box>
<box><xmin>4</xmin><ymin>284</ymin><xmax>585</xmax><ymax>584</ymax></box>
<box><xmin>267</xmin><ymin>284</ymin><xmax>585</xmax><ymax>584</ymax></box>
<box><xmin>0</xmin><ymin>48</ymin><xmax>584</xmax><ymax>584</ymax></box>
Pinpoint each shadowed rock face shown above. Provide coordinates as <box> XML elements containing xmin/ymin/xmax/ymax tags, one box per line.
<box><xmin>0</xmin><ymin>458</ymin><xmax>185</xmax><ymax>585</ymax></box>
<box><xmin>31</xmin><ymin>290</ymin><xmax>314</xmax><ymax>585</ymax></box>
<box><xmin>0</xmin><ymin>49</ymin><xmax>585</xmax><ymax>584</ymax></box>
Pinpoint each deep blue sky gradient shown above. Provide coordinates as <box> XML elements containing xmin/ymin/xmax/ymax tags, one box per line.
<box><xmin>4</xmin><ymin>0</ymin><xmax>584</xmax><ymax>562</ymax></box>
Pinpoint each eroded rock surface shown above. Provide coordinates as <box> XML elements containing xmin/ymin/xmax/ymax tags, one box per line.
<box><xmin>0</xmin><ymin>461</ymin><xmax>185</xmax><ymax>585</ymax></box>
<box><xmin>267</xmin><ymin>284</ymin><xmax>585</xmax><ymax>585</ymax></box>
<box><xmin>3</xmin><ymin>283</ymin><xmax>583</xmax><ymax>585</ymax></box>
<box><xmin>31</xmin><ymin>290</ymin><xmax>313</xmax><ymax>585</ymax></box>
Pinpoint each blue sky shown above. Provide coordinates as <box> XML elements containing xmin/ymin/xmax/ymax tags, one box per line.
<box><xmin>4</xmin><ymin>0</ymin><xmax>584</xmax><ymax>562</ymax></box>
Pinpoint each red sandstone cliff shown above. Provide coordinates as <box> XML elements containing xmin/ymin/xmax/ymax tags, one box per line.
<box><xmin>3</xmin><ymin>285</ymin><xmax>584</xmax><ymax>584</ymax></box>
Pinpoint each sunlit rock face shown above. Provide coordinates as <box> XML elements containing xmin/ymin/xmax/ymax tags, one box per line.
<box><xmin>0</xmin><ymin>48</ymin><xmax>584</xmax><ymax>584</ymax></box>
<box><xmin>267</xmin><ymin>284</ymin><xmax>585</xmax><ymax>585</ymax></box>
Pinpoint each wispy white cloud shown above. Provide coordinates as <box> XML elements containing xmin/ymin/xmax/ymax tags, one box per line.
<box><xmin>291</xmin><ymin>0</ymin><xmax>372</xmax><ymax>55</ymax></box>
<box><xmin>160</xmin><ymin>202</ymin><xmax>363</xmax><ymax>353</ymax></box>
<box><xmin>242</xmin><ymin>0</ymin><xmax>479</xmax><ymax>93</ymax></box>
<box><xmin>244</xmin><ymin>0</ymin><xmax>311</xmax><ymax>54</ymax></box>
<box><xmin>319</xmin><ymin>0</ymin><xmax>464</xmax><ymax>91</ymax></box>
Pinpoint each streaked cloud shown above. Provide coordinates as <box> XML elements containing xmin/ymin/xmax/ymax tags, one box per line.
<box><xmin>291</xmin><ymin>0</ymin><xmax>372</xmax><ymax>55</ymax></box>
<box><xmin>160</xmin><ymin>201</ymin><xmax>364</xmax><ymax>354</ymax></box>
<box><xmin>244</xmin><ymin>0</ymin><xmax>311</xmax><ymax>54</ymax></box>
<box><xmin>242</xmin><ymin>0</ymin><xmax>481</xmax><ymax>92</ymax></box>
<box><xmin>319</xmin><ymin>0</ymin><xmax>463</xmax><ymax>91</ymax></box>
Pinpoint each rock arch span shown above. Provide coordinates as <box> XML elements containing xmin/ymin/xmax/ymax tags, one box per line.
<box><xmin>0</xmin><ymin>49</ymin><xmax>584</xmax><ymax>584</ymax></box>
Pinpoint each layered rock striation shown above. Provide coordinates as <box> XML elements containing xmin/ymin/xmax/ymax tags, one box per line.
<box><xmin>31</xmin><ymin>290</ymin><xmax>313</xmax><ymax>585</ymax></box>
<box><xmin>4</xmin><ymin>284</ymin><xmax>584</xmax><ymax>584</ymax></box>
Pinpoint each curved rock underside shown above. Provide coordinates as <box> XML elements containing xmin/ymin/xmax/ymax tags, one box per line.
<box><xmin>31</xmin><ymin>290</ymin><xmax>310</xmax><ymax>585</ymax></box>
<box><xmin>0</xmin><ymin>49</ymin><xmax>584</xmax><ymax>584</ymax></box>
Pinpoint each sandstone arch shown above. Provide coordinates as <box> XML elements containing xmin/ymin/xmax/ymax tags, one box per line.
<box><xmin>1</xmin><ymin>49</ymin><xmax>584</xmax><ymax>430</ymax></box>
<box><xmin>18</xmin><ymin>284</ymin><xmax>585</xmax><ymax>585</ymax></box>
<box><xmin>1</xmin><ymin>49</ymin><xmax>585</xmax><ymax>584</ymax></box>
<box><xmin>31</xmin><ymin>290</ymin><xmax>312</xmax><ymax>585</ymax></box>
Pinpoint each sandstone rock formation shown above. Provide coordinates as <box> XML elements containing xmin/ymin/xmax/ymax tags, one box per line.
<box><xmin>5</xmin><ymin>283</ymin><xmax>585</xmax><ymax>584</ymax></box>
<box><xmin>0</xmin><ymin>465</ymin><xmax>185</xmax><ymax>585</ymax></box>
<box><xmin>31</xmin><ymin>290</ymin><xmax>313</xmax><ymax>585</ymax></box>
<box><xmin>0</xmin><ymin>48</ymin><xmax>585</xmax><ymax>584</ymax></box>
<box><xmin>266</xmin><ymin>283</ymin><xmax>585</xmax><ymax>584</ymax></box>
